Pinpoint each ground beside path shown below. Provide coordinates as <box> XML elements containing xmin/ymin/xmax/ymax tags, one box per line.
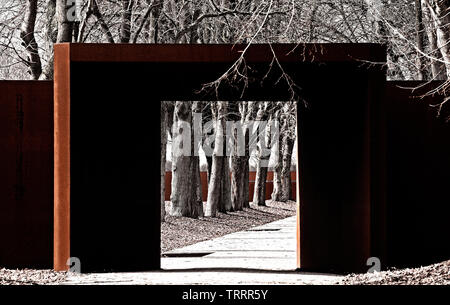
<box><xmin>161</xmin><ymin>216</ymin><xmax>298</xmax><ymax>271</ymax></box>
<box><xmin>161</xmin><ymin>200</ymin><xmax>296</xmax><ymax>253</ymax></box>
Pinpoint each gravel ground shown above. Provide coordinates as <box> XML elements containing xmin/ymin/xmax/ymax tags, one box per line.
<box><xmin>0</xmin><ymin>269</ymin><xmax>67</xmax><ymax>285</ymax></box>
<box><xmin>338</xmin><ymin>260</ymin><xmax>450</xmax><ymax>285</ymax></box>
<box><xmin>3</xmin><ymin>261</ymin><xmax>449</xmax><ymax>285</ymax></box>
<box><xmin>161</xmin><ymin>200</ymin><xmax>296</xmax><ymax>253</ymax></box>
<box><xmin>2</xmin><ymin>199</ymin><xmax>448</xmax><ymax>286</ymax></box>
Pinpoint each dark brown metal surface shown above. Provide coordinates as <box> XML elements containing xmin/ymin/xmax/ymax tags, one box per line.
<box><xmin>383</xmin><ymin>81</ymin><xmax>450</xmax><ymax>268</ymax></box>
<box><xmin>65</xmin><ymin>43</ymin><xmax>386</xmax><ymax>64</ymax></box>
<box><xmin>0</xmin><ymin>81</ymin><xmax>53</xmax><ymax>269</ymax></box>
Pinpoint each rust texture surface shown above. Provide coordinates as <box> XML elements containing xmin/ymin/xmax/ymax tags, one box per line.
<box><xmin>0</xmin><ymin>81</ymin><xmax>53</xmax><ymax>269</ymax></box>
<box><xmin>66</xmin><ymin>43</ymin><xmax>386</xmax><ymax>63</ymax></box>
<box><xmin>53</xmin><ymin>44</ymin><xmax>71</xmax><ymax>271</ymax></box>
<box><xmin>384</xmin><ymin>81</ymin><xmax>450</xmax><ymax>268</ymax></box>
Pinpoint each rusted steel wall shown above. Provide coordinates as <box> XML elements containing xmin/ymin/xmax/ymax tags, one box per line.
<box><xmin>164</xmin><ymin>171</ymin><xmax>297</xmax><ymax>202</ymax></box>
<box><xmin>384</xmin><ymin>81</ymin><xmax>450</xmax><ymax>268</ymax></box>
<box><xmin>0</xmin><ymin>81</ymin><xmax>53</xmax><ymax>269</ymax></box>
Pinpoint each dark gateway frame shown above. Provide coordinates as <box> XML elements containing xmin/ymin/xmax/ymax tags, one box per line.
<box><xmin>53</xmin><ymin>43</ymin><xmax>387</xmax><ymax>273</ymax></box>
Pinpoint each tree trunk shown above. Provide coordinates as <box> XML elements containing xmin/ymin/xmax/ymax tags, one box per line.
<box><xmin>206</xmin><ymin>156</ymin><xmax>213</xmax><ymax>183</ymax></box>
<box><xmin>271</xmin><ymin>130</ymin><xmax>283</xmax><ymax>202</ymax></box>
<box><xmin>280</xmin><ymin>135</ymin><xmax>295</xmax><ymax>202</ymax></box>
<box><xmin>424</xmin><ymin>0</ymin><xmax>450</xmax><ymax>78</ymax></box>
<box><xmin>366</xmin><ymin>0</ymin><xmax>405</xmax><ymax>79</ymax></box>
<box><xmin>20</xmin><ymin>0</ymin><xmax>42</xmax><ymax>80</ymax></box>
<box><xmin>422</xmin><ymin>0</ymin><xmax>447</xmax><ymax>80</ymax></box>
<box><xmin>230</xmin><ymin>102</ymin><xmax>245</xmax><ymax>211</ymax></box>
<box><xmin>219</xmin><ymin>156</ymin><xmax>232</xmax><ymax>212</ymax></box>
<box><xmin>203</xmin><ymin>102</ymin><xmax>214</xmax><ymax>184</ymax></box>
<box><xmin>56</xmin><ymin>0</ymin><xmax>74</xmax><ymax>42</ymax></box>
<box><xmin>91</xmin><ymin>0</ymin><xmax>115</xmax><ymax>43</ymax></box>
<box><xmin>195</xmin><ymin>162</ymin><xmax>204</xmax><ymax>217</ymax></box>
<box><xmin>149</xmin><ymin>0</ymin><xmax>162</xmax><ymax>43</ymax></box>
<box><xmin>40</xmin><ymin>0</ymin><xmax>57</xmax><ymax>80</ymax></box>
<box><xmin>243</xmin><ymin>163</ymin><xmax>250</xmax><ymax>208</ymax></box>
<box><xmin>205</xmin><ymin>102</ymin><xmax>231</xmax><ymax>216</ymax></box>
<box><xmin>231</xmin><ymin>155</ymin><xmax>245</xmax><ymax>211</ymax></box>
<box><xmin>253</xmin><ymin>153</ymin><xmax>269</xmax><ymax>206</ymax></box>
<box><xmin>205</xmin><ymin>153</ymin><xmax>223</xmax><ymax>217</ymax></box>
<box><xmin>270</xmin><ymin>107</ymin><xmax>284</xmax><ymax>202</ymax></box>
<box><xmin>119</xmin><ymin>0</ymin><xmax>133</xmax><ymax>43</ymax></box>
<box><xmin>414</xmin><ymin>0</ymin><xmax>428</xmax><ymax>80</ymax></box>
<box><xmin>160</xmin><ymin>102</ymin><xmax>167</xmax><ymax>222</ymax></box>
<box><xmin>242</xmin><ymin>102</ymin><xmax>257</xmax><ymax>208</ymax></box>
<box><xmin>192</xmin><ymin>101</ymin><xmax>204</xmax><ymax>217</ymax></box>
<box><xmin>279</xmin><ymin>102</ymin><xmax>296</xmax><ymax>202</ymax></box>
<box><xmin>170</xmin><ymin>101</ymin><xmax>198</xmax><ymax>217</ymax></box>
<box><xmin>252</xmin><ymin>102</ymin><xmax>272</xmax><ymax>206</ymax></box>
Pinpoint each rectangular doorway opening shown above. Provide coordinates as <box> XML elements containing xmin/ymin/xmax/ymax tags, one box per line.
<box><xmin>160</xmin><ymin>101</ymin><xmax>299</xmax><ymax>272</ymax></box>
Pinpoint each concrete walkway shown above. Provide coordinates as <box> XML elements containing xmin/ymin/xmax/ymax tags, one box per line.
<box><xmin>61</xmin><ymin>216</ymin><xmax>342</xmax><ymax>285</ymax></box>
<box><xmin>162</xmin><ymin>216</ymin><xmax>297</xmax><ymax>271</ymax></box>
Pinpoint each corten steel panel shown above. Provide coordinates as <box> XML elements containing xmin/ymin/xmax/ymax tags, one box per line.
<box><xmin>0</xmin><ymin>81</ymin><xmax>53</xmax><ymax>269</ymax></box>
<box><xmin>66</xmin><ymin>43</ymin><xmax>386</xmax><ymax>64</ymax></box>
<box><xmin>384</xmin><ymin>82</ymin><xmax>450</xmax><ymax>268</ymax></box>
<box><xmin>54</xmin><ymin>43</ymin><xmax>386</xmax><ymax>273</ymax></box>
<box><xmin>296</xmin><ymin>65</ymin><xmax>386</xmax><ymax>273</ymax></box>
<box><xmin>54</xmin><ymin>44</ymin><xmax>71</xmax><ymax>271</ymax></box>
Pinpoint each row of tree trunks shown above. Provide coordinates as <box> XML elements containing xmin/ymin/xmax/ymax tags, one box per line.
<box><xmin>165</xmin><ymin>100</ymin><xmax>296</xmax><ymax>219</ymax></box>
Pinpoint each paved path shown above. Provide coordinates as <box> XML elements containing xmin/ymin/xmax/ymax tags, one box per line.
<box><xmin>161</xmin><ymin>216</ymin><xmax>297</xmax><ymax>271</ymax></box>
<box><xmin>62</xmin><ymin>216</ymin><xmax>342</xmax><ymax>285</ymax></box>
